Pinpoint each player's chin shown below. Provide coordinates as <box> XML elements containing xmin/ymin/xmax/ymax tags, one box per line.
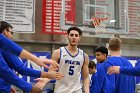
<box><xmin>71</xmin><ymin>44</ymin><xmax>77</xmax><ymax>46</ymax></box>
<box><xmin>70</xmin><ymin>42</ymin><xmax>77</xmax><ymax>46</ymax></box>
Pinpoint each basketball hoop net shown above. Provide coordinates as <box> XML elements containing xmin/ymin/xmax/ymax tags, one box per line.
<box><xmin>91</xmin><ymin>13</ymin><xmax>110</xmax><ymax>33</ymax></box>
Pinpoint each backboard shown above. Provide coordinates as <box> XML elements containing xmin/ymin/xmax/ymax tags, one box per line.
<box><xmin>60</xmin><ymin>0</ymin><xmax>138</xmax><ymax>35</ymax></box>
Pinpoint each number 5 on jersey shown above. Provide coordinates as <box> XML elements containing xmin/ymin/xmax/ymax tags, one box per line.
<box><xmin>69</xmin><ymin>66</ymin><xmax>74</xmax><ymax>75</ymax></box>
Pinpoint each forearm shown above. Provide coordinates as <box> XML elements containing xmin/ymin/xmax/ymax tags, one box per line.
<box><xmin>120</xmin><ymin>66</ymin><xmax>140</xmax><ymax>76</ymax></box>
<box><xmin>19</xmin><ymin>49</ymin><xmax>38</xmax><ymax>62</ymax></box>
<box><xmin>4</xmin><ymin>53</ymin><xmax>41</xmax><ymax>78</ymax></box>
<box><xmin>83</xmin><ymin>77</ymin><xmax>90</xmax><ymax>93</ymax></box>
<box><xmin>17</xmin><ymin>67</ymin><xmax>41</xmax><ymax>77</ymax></box>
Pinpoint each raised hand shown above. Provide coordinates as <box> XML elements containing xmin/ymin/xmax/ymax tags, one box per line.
<box><xmin>41</xmin><ymin>69</ymin><xmax>64</xmax><ymax>79</ymax></box>
<box><xmin>34</xmin><ymin>78</ymin><xmax>48</xmax><ymax>89</ymax></box>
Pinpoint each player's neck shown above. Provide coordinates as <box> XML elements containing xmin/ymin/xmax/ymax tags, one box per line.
<box><xmin>110</xmin><ymin>51</ymin><xmax>121</xmax><ymax>57</ymax></box>
<box><xmin>66</xmin><ymin>45</ymin><xmax>78</xmax><ymax>52</ymax></box>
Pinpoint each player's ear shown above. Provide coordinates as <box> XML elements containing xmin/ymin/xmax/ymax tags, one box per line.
<box><xmin>78</xmin><ymin>36</ymin><xmax>81</xmax><ymax>41</ymax></box>
<box><xmin>66</xmin><ymin>35</ymin><xmax>69</xmax><ymax>38</ymax></box>
<box><xmin>108</xmin><ymin>46</ymin><xmax>110</xmax><ymax>50</ymax></box>
<box><xmin>2</xmin><ymin>29</ymin><xmax>8</xmax><ymax>36</ymax></box>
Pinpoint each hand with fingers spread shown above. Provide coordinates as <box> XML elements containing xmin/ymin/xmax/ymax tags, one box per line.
<box><xmin>35</xmin><ymin>78</ymin><xmax>48</xmax><ymax>90</ymax></box>
<box><xmin>107</xmin><ymin>66</ymin><xmax>120</xmax><ymax>75</ymax></box>
<box><xmin>41</xmin><ymin>69</ymin><xmax>64</xmax><ymax>79</ymax></box>
<box><xmin>35</xmin><ymin>70</ymin><xmax>64</xmax><ymax>89</ymax></box>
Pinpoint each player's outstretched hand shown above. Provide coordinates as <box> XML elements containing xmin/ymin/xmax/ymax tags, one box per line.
<box><xmin>35</xmin><ymin>58</ymin><xmax>59</xmax><ymax>69</ymax></box>
<box><xmin>34</xmin><ymin>78</ymin><xmax>47</xmax><ymax>90</ymax></box>
<box><xmin>41</xmin><ymin>69</ymin><xmax>64</xmax><ymax>80</ymax></box>
<box><xmin>10</xmin><ymin>86</ymin><xmax>17</xmax><ymax>93</ymax></box>
<box><xmin>107</xmin><ymin>66</ymin><xmax>120</xmax><ymax>75</ymax></box>
<box><xmin>30</xmin><ymin>85</ymin><xmax>42</xmax><ymax>93</ymax></box>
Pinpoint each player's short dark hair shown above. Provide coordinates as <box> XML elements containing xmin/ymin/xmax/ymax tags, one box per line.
<box><xmin>95</xmin><ymin>46</ymin><xmax>108</xmax><ymax>56</ymax></box>
<box><xmin>67</xmin><ymin>26</ymin><xmax>82</xmax><ymax>36</ymax></box>
<box><xmin>0</xmin><ymin>21</ymin><xmax>13</xmax><ymax>33</ymax></box>
<box><xmin>88</xmin><ymin>61</ymin><xmax>96</xmax><ymax>69</ymax></box>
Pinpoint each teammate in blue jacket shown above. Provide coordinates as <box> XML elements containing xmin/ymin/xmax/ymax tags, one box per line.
<box><xmin>103</xmin><ymin>37</ymin><xmax>135</xmax><ymax>93</ymax></box>
<box><xmin>88</xmin><ymin>61</ymin><xmax>98</xmax><ymax>93</ymax></box>
<box><xmin>95</xmin><ymin>46</ymin><xmax>108</xmax><ymax>93</ymax></box>
<box><xmin>0</xmin><ymin>21</ymin><xmax>64</xmax><ymax>93</ymax></box>
<box><xmin>0</xmin><ymin>48</ymin><xmax>62</xmax><ymax>92</ymax></box>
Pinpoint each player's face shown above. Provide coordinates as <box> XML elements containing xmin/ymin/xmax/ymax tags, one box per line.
<box><xmin>67</xmin><ymin>30</ymin><xmax>81</xmax><ymax>46</ymax></box>
<box><xmin>4</xmin><ymin>27</ymin><xmax>14</xmax><ymax>39</ymax></box>
<box><xmin>89</xmin><ymin>67</ymin><xmax>96</xmax><ymax>74</ymax></box>
<box><xmin>95</xmin><ymin>52</ymin><xmax>107</xmax><ymax>63</ymax></box>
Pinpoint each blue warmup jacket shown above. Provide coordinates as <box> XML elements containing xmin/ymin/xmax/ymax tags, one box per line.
<box><xmin>120</xmin><ymin>66</ymin><xmax>140</xmax><ymax>76</ymax></box>
<box><xmin>0</xmin><ymin>34</ymin><xmax>22</xmax><ymax>56</ymax></box>
<box><xmin>104</xmin><ymin>57</ymin><xmax>135</xmax><ymax>93</ymax></box>
<box><xmin>97</xmin><ymin>62</ymin><xmax>114</xmax><ymax>93</ymax></box>
<box><xmin>90</xmin><ymin>72</ymin><xmax>99</xmax><ymax>93</ymax></box>
<box><xmin>0</xmin><ymin>52</ymin><xmax>32</xmax><ymax>92</ymax></box>
<box><xmin>0</xmin><ymin>49</ymin><xmax>41</xmax><ymax>92</ymax></box>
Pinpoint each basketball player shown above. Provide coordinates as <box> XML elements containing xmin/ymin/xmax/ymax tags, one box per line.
<box><xmin>101</xmin><ymin>37</ymin><xmax>135</xmax><ymax>93</ymax></box>
<box><xmin>36</xmin><ymin>27</ymin><xmax>90</xmax><ymax>93</ymax></box>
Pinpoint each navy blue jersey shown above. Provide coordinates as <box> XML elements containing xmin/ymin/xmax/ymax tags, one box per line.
<box><xmin>90</xmin><ymin>72</ymin><xmax>99</xmax><ymax>93</ymax></box>
<box><xmin>104</xmin><ymin>57</ymin><xmax>135</xmax><ymax>93</ymax></box>
<box><xmin>0</xmin><ymin>49</ymin><xmax>41</xmax><ymax>92</ymax></box>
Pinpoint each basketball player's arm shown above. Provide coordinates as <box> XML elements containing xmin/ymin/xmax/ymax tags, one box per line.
<box><xmin>82</xmin><ymin>53</ymin><xmax>90</xmax><ymax>93</ymax></box>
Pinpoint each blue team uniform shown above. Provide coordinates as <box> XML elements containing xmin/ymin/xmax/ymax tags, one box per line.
<box><xmin>0</xmin><ymin>34</ymin><xmax>22</xmax><ymax>56</ymax></box>
<box><xmin>0</xmin><ymin>52</ymin><xmax>32</xmax><ymax>92</ymax></box>
<box><xmin>120</xmin><ymin>66</ymin><xmax>140</xmax><ymax>76</ymax></box>
<box><xmin>90</xmin><ymin>72</ymin><xmax>99</xmax><ymax>93</ymax></box>
<box><xmin>120</xmin><ymin>59</ymin><xmax>140</xmax><ymax>76</ymax></box>
<box><xmin>0</xmin><ymin>34</ymin><xmax>40</xmax><ymax>92</ymax></box>
<box><xmin>104</xmin><ymin>57</ymin><xmax>135</xmax><ymax>93</ymax></box>
<box><xmin>96</xmin><ymin>62</ymin><xmax>104</xmax><ymax>93</ymax></box>
<box><xmin>97</xmin><ymin>61</ymin><xmax>114</xmax><ymax>93</ymax></box>
<box><xmin>0</xmin><ymin>49</ymin><xmax>41</xmax><ymax>92</ymax></box>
